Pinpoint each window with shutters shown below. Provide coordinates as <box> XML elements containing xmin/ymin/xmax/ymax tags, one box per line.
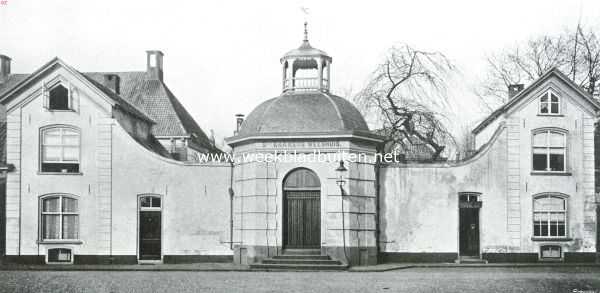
<box><xmin>40</xmin><ymin>126</ymin><xmax>81</xmax><ymax>173</ymax></box>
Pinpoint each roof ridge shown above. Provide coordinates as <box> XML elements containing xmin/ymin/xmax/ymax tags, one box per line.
<box><xmin>321</xmin><ymin>92</ymin><xmax>346</xmax><ymax>129</ymax></box>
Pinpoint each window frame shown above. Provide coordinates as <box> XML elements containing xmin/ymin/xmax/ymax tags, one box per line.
<box><xmin>538</xmin><ymin>90</ymin><xmax>561</xmax><ymax>115</ymax></box>
<box><xmin>532</xmin><ymin>194</ymin><xmax>568</xmax><ymax>239</ymax></box>
<box><xmin>46</xmin><ymin>248</ymin><xmax>74</xmax><ymax>264</ymax></box>
<box><xmin>539</xmin><ymin>245</ymin><xmax>563</xmax><ymax>260</ymax></box>
<box><xmin>48</xmin><ymin>83</ymin><xmax>71</xmax><ymax>111</ymax></box>
<box><xmin>531</xmin><ymin>128</ymin><xmax>567</xmax><ymax>173</ymax></box>
<box><xmin>43</xmin><ymin>79</ymin><xmax>77</xmax><ymax>112</ymax></box>
<box><xmin>39</xmin><ymin>125</ymin><xmax>82</xmax><ymax>174</ymax></box>
<box><xmin>39</xmin><ymin>194</ymin><xmax>80</xmax><ymax>243</ymax></box>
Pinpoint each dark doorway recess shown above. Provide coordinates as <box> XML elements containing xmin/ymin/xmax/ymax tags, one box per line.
<box><xmin>283</xmin><ymin>168</ymin><xmax>321</xmax><ymax>249</ymax></box>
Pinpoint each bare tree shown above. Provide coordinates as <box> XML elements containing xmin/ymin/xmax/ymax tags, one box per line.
<box><xmin>479</xmin><ymin>24</ymin><xmax>600</xmax><ymax>110</ymax></box>
<box><xmin>355</xmin><ymin>44</ymin><xmax>457</xmax><ymax>160</ymax></box>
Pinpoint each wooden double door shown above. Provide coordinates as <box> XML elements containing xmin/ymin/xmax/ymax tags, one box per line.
<box><xmin>283</xmin><ymin>168</ymin><xmax>322</xmax><ymax>249</ymax></box>
<box><xmin>283</xmin><ymin>191</ymin><xmax>321</xmax><ymax>249</ymax></box>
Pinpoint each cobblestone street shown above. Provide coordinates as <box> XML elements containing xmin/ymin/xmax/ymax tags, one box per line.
<box><xmin>1</xmin><ymin>267</ymin><xmax>599</xmax><ymax>293</ymax></box>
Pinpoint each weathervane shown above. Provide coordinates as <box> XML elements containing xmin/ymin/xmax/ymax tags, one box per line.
<box><xmin>300</xmin><ymin>6</ymin><xmax>310</xmax><ymax>41</ymax></box>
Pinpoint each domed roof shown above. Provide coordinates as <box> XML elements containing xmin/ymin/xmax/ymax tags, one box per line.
<box><xmin>282</xmin><ymin>40</ymin><xmax>331</xmax><ymax>60</ymax></box>
<box><xmin>238</xmin><ymin>92</ymin><xmax>369</xmax><ymax>136</ymax></box>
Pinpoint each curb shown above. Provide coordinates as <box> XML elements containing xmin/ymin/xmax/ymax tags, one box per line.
<box><xmin>348</xmin><ymin>263</ymin><xmax>600</xmax><ymax>272</ymax></box>
<box><xmin>1</xmin><ymin>263</ymin><xmax>599</xmax><ymax>272</ymax></box>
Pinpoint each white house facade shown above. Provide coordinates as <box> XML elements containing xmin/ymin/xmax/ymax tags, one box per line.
<box><xmin>0</xmin><ymin>27</ymin><xmax>598</xmax><ymax>267</ymax></box>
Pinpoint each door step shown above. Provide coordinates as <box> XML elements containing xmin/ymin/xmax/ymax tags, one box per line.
<box><xmin>282</xmin><ymin>249</ymin><xmax>321</xmax><ymax>255</ymax></box>
<box><xmin>456</xmin><ymin>256</ymin><xmax>488</xmax><ymax>264</ymax></box>
<box><xmin>251</xmin><ymin>250</ymin><xmax>347</xmax><ymax>271</ymax></box>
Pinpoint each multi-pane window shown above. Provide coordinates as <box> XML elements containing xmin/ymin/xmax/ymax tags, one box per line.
<box><xmin>140</xmin><ymin>196</ymin><xmax>161</xmax><ymax>209</ymax></box>
<box><xmin>532</xmin><ymin>130</ymin><xmax>566</xmax><ymax>172</ymax></box>
<box><xmin>41</xmin><ymin>126</ymin><xmax>80</xmax><ymax>173</ymax></box>
<box><xmin>539</xmin><ymin>91</ymin><xmax>560</xmax><ymax>114</ymax></box>
<box><xmin>533</xmin><ymin>195</ymin><xmax>566</xmax><ymax>238</ymax></box>
<box><xmin>41</xmin><ymin>195</ymin><xmax>79</xmax><ymax>240</ymax></box>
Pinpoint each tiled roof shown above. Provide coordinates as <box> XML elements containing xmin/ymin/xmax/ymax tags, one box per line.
<box><xmin>80</xmin><ymin>73</ymin><xmax>155</xmax><ymax>124</ymax></box>
<box><xmin>0</xmin><ymin>58</ymin><xmax>155</xmax><ymax>124</ymax></box>
<box><xmin>238</xmin><ymin>92</ymin><xmax>370</xmax><ymax>136</ymax></box>
<box><xmin>85</xmin><ymin>72</ymin><xmax>218</xmax><ymax>153</ymax></box>
<box><xmin>0</xmin><ymin>74</ymin><xmax>28</xmax><ymax>98</ymax></box>
<box><xmin>0</xmin><ymin>57</ymin><xmax>219</xmax><ymax>155</ymax></box>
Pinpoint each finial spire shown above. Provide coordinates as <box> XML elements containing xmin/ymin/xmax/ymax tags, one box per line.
<box><xmin>303</xmin><ymin>21</ymin><xmax>308</xmax><ymax>42</ymax></box>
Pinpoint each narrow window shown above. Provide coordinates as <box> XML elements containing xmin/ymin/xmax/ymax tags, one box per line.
<box><xmin>41</xmin><ymin>126</ymin><xmax>80</xmax><ymax>173</ymax></box>
<box><xmin>41</xmin><ymin>195</ymin><xmax>79</xmax><ymax>240</ymax></box>
<box><xmin>533</xmin><ymin>195</ymin><xmax>566</xmax><ymax>238</ymax></box>
<box><xmin>539</xmin><ymin>91</ymin><xmax>560</xmax><ymax>115</ymax></box>
<box><xmin>49</xmin><ymin>84</ymin><xmax>70</xmax><ymax>110</ymax></box>
<box><xmin>532</xmin><ymin>130</ymin><xmax>566</xmax><ymax>172</ymax></box>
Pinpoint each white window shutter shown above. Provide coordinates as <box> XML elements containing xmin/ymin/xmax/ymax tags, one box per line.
<box><xmin>42</xmin><ymin>82</ymin><xmax>49</xmax><ymax>109</ymax></box>
<box><xmin>69</xmin><ymin>84</ymin><xmax>80</xmax><ymax>112</ymax></box>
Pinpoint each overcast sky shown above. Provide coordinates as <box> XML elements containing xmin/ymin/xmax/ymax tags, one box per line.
<box><xmin>2</xmin><ymin>0</ymin><xmax>600</xmax><ymax>143</ymax></box>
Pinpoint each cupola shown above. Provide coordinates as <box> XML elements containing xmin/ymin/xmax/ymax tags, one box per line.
<box><xmin>280</xmin><ymin>22</ymin><xmax>332</xmax><ymax>93</ymax></box>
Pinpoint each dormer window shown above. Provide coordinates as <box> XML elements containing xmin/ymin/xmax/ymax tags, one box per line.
<box><xmin>49</xmin><ymin>84</ymin><xmax>70</xmax><ymax>110</ymax></box>
<box><xmin>539</xmin><ymin>91</ymin><xmax>560</xmax><ymax>115</ymax></box>
<box><xmin>44</xmin><ymin>81</ymin><xmax>78</xmax><ymax>111</ymax></box>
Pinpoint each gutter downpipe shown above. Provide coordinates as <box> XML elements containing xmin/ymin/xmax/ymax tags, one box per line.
<box><xmin>375</xmin><ymin>144</ymin><xmax>382</xmax><ymax>264</ymax></box>
<box><xmin>228</xmin><ymin>157</ymin><xmax>234</xmax><ymax>251</ymax></box>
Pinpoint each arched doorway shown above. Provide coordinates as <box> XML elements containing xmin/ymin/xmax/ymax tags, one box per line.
<box><xmin>283</xmin><ymin>168</ymin><xmax>321</xmax><ymax>249</ymax></box>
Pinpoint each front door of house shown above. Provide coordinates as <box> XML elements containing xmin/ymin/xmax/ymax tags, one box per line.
<box><xmin>283</xmin><ymin>168</ymin><xmax>321</xmax><ymax>249</ymax></box>
<box><xmin>459</xmin><ymin>193</ymin><xmax>481</xmax><ymax>257</ymax></box>
<box><xmin>139</xmin><ymin>196</ymin><xmax>161</xmax><ymax>260</ymax></box>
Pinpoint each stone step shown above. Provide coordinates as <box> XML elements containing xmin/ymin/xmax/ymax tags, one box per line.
<box><xmin>262</xmin><ymin>258</ymin><xmax>342</xmax><ymax>265</ymax></box>
<box><xmin>282</xmin><ymin>249</ymin><xmax>321</xmax><ymax>255</ymax></box>
<box><xmin>457</xmin><ymin>257</ymin><xmax>488</xmax><ymax>264</ymax></box>
<box><xmin>250</xmin><ymin>263</ymin><xmax>348</xmax><ymax>271</ymax></box>
<box><xmin>273</xmin><ymin>255</ymin><xmax>332</xmax><ymax>260</ymax></box>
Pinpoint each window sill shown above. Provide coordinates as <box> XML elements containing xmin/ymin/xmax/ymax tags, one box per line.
<box><xmin>38</xmin><ymin>240</ymin><xmax>83</xmax><ymax>245</ymax></box>
<box><xmin>37</xmin><ymin>172</ymin><xmax>83</xmax><ymax>176</ymax></box>
<box><xmin>530</xmin><ymin>172</ymin><xmax>571</xmax><ymax>176</ymax></box>
<box><xmin>46</xmin><ymin>109</ymin><xmax>76</xmax><ymax>113</ymax></box>
<box><xmin>537</xmin><ymin>114</ymin><xmax>564</xmax><ymax>117</ymax></box>
<box><xmin>531</xmin><ymin>237</ymin><xmax>572</xmax><ymax>242</ymax></box>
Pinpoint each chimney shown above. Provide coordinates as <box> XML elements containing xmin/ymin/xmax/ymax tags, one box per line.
<box><xmin>103</xmin><ymin>74</ymin><xmax>120</xmax><ymax>94</ymax></box>
<box><xmin>146</xmin><ymin>50</ymin><xmax>164</xmax><ymax>80</ymax></box>
<box><xmin>234</xmin><ymin>114</ymin><xmax>245</xmax><ymax>135</ymax></box>
<box><xmin>0</xmin><ymin>55</ymin><xmax>11</xmax><ymax>83</ymax></box>
<box><xmin>508</xmin><ymin>84</ymin><xmax>524</xmax><ymax>99</ymax></box>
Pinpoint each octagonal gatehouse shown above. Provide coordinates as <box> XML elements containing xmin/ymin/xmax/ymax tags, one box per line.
<box><xmin>226</xmin><ymin>24</ymin><xmax>384</xmax><ymax>266</ymax></box>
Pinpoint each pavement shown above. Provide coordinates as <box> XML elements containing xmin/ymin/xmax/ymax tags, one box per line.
<box><xmin>0</xmin><ymin>261</ymin><xmax>599</xmax><ymax>272</ymax></box>
<box><xmin>1</xmin><ymin>267</ymin><xmax>599</xmax><ymax>293</ymax></box>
